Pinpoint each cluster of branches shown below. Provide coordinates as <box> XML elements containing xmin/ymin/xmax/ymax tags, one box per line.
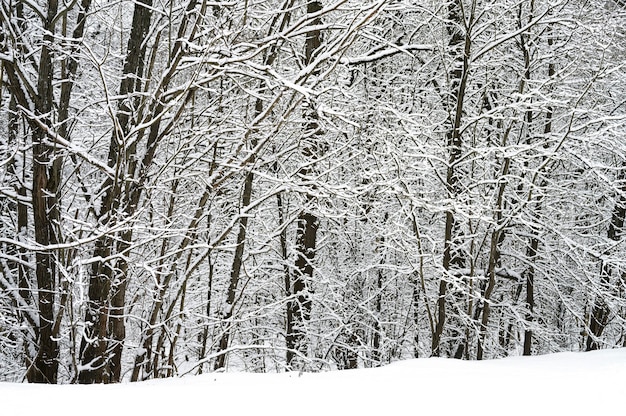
<box><xmin>0</xmin><ymin>0</ymin><xmax>625</xmax><ymax>383</ymax></box>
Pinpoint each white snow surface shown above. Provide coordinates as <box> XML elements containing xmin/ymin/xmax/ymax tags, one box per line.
<box><xmin>3</xmin><ymin>349</ymin><xmax>625</xmax><ymax>415</ymax></box>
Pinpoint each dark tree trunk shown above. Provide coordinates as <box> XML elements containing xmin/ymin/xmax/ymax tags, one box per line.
<box><xmin>5</xmin><ymin>93</ymin><xmax>37</xmax><ymax>377</ymax></box>
<box><xmin>523</xmin><ymin>237</ymin><xmax>538</xmax><ymax>355</ymax></box>
<box><xmin>285</xmin><ymin>0</ymin><xmax>323</xmax><ymax>370</ymax></box>
<box><xmin>371</xmin><ymin>268</ymin><xmax>383</xmax><ymax>366</ymax></box>
<box><xmin>2</xmin><ymin>0</ymin><xmax>94</xmax><ymax>383</ymax></box>
<box><xmin>432</xmin><ymin>0</ymin><xmax>469</xmax><ymax>357</ymax></box>
<box><xmin>212</xmin><ymin>2</ymin><xmax>294</xmax><ymax>369</ymax></box>
<box><xmin>78</xmin><ymin>0</ymin><xmax>154</xmax><ymax>384</ymax></box>
<box><xmin>286</xmin><ymin>211</ymin><xmax>319</xmax><ymax>368</ymax></box>
<box><xmin>521</xmin><ymin>12</ymin><xmax>554</xmax><ymax>356</ymax></box>
<box><xmin>80</xmin><ymin>0</ymin><xmax>204</xmax><ymax>382</ymax></box>
<box><xmin>214</xmin><ymin>165</ymin><xmax>255</xmax><ymax>370</ymax></box>
<box><xmin>587</xmin><ymin>163</ymin><xmax>626</xmax><ymax>350</ymax></box>
<box><xmin>27</xmin><ymin>0</ymin><xmax>63</xmax><ymax>384</ymax></box>
<box><xmin>371</xmin><ymin>224</ymin><xmax>387</xmax><ymax>366</ymax></box>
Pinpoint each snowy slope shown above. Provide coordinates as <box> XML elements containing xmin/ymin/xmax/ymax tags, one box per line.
<box><xmin>2</xmin><ymin>349</ymin><xmax>625</xmax><ymax>416</ymax></box>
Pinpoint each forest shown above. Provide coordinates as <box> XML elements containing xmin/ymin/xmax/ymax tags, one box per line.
<box><xmin>0</xmin><ymin>0</ymin><xmax>625</xmax><ymax>384</ymax></box>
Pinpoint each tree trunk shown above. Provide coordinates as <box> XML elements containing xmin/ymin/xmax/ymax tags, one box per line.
<box><xmin>78</xmin><ymin>0</ymin><xmax>154</xmax><ymax>383</ymax></box>
<box><xmin>2</xmin><ymin>0</ymin><xmax>95</xmax><ymax>383</ymax></box>
<box><xmin>522</xmin><ymin>16</ymin><xmax>554</xmax><ymax>354</ymax></box>
<box><xmin>6</xmin><ymin>92</ymin><xmax>37</xmax><ymax>378</ymax></box>
<box><xmin>587</xmin><ymin>162</ymin><xmax>626</xmax><ymax>350</ymax></box>
<box><xmin>523</xmin><ymin>236</ymin><xmax>538</xmax><ymax>355</ymax></box>
<box><xmin>432</xmin><ymin>0</ymin><xmax>470</xmax><ymax>357</ymax></box>
<box><xmin>214</xmin><ymin>164</ymin><xmax>255</xmax><ymax>370</ymax></box>
<box><xmin>285</xmin><ymin>0</ymin><xmax>324</xmax><ymax>370</ymax></box>
<box><xmin>81</xmin><ymin>0</ymin><xmax>201</xmax><ymax>381</ymax></box>
<box><xmin>213</xmin><ymin>2</ymin><xmax>294</xmax><ymax>369</ymax></box>
<box><xmin>27</xmin><ymin>0</ymin><xmax>64</xmax><ymax>384</ymax></box>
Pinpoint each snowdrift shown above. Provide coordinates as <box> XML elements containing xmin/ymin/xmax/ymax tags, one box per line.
<box><xmin>3</xmin><ymin>349</ymin><xmax>625</xmax><ymax>416</ymax></box>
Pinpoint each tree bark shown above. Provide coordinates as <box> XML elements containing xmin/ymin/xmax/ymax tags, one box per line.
<box><xmin>587</xmin><ymin>162</ymin><xmax>626</xmax><ymax>350</ymax></box>
<box><xmin>213</xmin><ymin>2</ymin><xmax>295</xmax><ymax>370</ymax></box>
<box><xmin>432</xmin><ymin>0</ymin><xmax>470</xmax><ymax>357</ymax></box>
<box><xmin>284</xmin><ymin>0</ymin><xmax>324</xmax><ymax>370</ymax></box>
<box><xmin>78</xmin><ymin>0</ymin><xmax>154</xmax><ymax>384</ymax></box>
<box><xmin>26</xmin><ymin>0</ymin><xmax>64</xmax><ymax>384</ymax></box>
<box><xmin>214</xmin><ymin>162</ymin><xmax>256</xmax><ymax>370</ymax></box>
<box><xmin>522</xmin><ymin>15</ymin><xmax>554</xmax><ymax>354</ymax></box>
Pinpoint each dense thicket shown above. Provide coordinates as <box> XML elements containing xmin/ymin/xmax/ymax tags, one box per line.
<box><xmin>1</xmin><ymin>0</ymin><xmax>625</xmax><ymax>383</ymax></box>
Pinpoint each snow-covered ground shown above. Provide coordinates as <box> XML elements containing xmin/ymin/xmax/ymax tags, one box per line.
<box><xmin>3</xmin><ymin>349</ymin><xmax>625</xmax><ymax>415</ymax></box>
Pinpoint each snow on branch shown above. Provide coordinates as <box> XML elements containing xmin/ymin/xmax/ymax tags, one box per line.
<box><xmin>16</xmin><ymin>106</ymin><xmax>115</xmax><ymax>178</ymax></box>
<box><xmin>340</xmin><ymin>44</ymin><xmax>432</xmax><ymax>65</ymax></box>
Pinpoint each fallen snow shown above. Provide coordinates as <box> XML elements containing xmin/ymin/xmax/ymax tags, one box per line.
<box><xmin>3</xmin><ymin>349</ymin><xmax>625</xmax><ymax>415</ymax></box>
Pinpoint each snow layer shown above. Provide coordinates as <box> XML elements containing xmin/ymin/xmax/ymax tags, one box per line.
<box><xmin>3</xmin><ymin>349</ymin><xmax>625</xmax><ymax>416</ymax></box>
